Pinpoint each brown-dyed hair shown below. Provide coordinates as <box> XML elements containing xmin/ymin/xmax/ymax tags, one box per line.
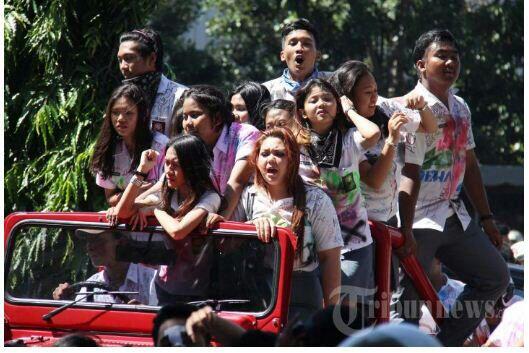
<box><xmin>250</xmin><ymin>127</ymin><xmax>306</xmax><ymax>255</ymax></box>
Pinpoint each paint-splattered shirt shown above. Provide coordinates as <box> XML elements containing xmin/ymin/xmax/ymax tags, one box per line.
<box><xmin>235</xmin><ymin>184</ymin><xmax>343</xmax><ymax>272</ymax></box>
<box><xmin>402</xmin><ymin>81</ymin><xmax>476</xmax><ymax>231</ymax></box>
<box><xmin>299</xmin><ymin>128</ymin><xmax>372</xmax><ymax>252</ymax></box>
<box><xmin>360</xmin><ymin>96</ymin><xmax>422</xmax><ymax>222</ymax></box>
<box><xmin>211</xmin><ymin>122</ymin><xmax>261</xmax><ymax>196</ymax></box>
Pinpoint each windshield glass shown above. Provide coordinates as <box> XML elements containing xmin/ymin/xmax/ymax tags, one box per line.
<box><xmin>5</xmin><ymin>223</ymin><xmax>278</xmax><ymax>314</ymax></box>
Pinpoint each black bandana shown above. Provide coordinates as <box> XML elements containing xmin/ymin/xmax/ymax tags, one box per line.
<box><xmin>122</xmin><ymin>71</ymin><xmax>162</xmax><ymax>109</ymax></box>
<box><xmin>307</xmin><ymin>127</ymin><xmax>342</xmax><ymax>168</ymax></box>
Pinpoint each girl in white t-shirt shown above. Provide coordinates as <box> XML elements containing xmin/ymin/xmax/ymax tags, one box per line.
<box><xmin>294</xmin><ymin>78</ymin><xmax>383</xmax><ymax>303</ymax></box>
<box><xmin>91</xmin><ymin>84</ymin><xmax>167</xmax><ymax>207</ymax></box>
<box><xmin>211</xmin><ymin>127</ymin><xmax>343</xmax><ymax>322</ymax></box>
<box><xmin>110</xmin><ymin>134</ymin><xmax>221</xmax><ymax>304</ymax></box>
<box><xmin>330</xmin><ymin>60</ymin><xmax>437</xmax><ymax>225</ymax></box>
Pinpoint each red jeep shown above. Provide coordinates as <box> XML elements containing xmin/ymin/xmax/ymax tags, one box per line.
<box><xmin>4</xmin><ymin>212</ymin><xmax>442</xmax><ymax>347</ymax></box>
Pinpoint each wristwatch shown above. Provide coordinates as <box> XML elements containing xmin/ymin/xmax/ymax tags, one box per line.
<box><xmin>134</xmin><ymin>170</ymin><xmax>148</xmax><ymax>179</ymax></box>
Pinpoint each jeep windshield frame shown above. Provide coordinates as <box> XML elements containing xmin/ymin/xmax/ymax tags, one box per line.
<box><xmin>5</xmin><ymin>219</ymin><xmax>280</xmax><ymax>318</ymax></box>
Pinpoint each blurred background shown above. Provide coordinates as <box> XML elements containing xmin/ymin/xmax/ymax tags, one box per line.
<box><xmin>4</xmin><ymin>0</ymin><xmax>523</xmax><ymax>236</ymax></box>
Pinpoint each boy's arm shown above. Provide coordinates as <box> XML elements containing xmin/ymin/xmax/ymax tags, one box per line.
<box><xmin>396</xmin><ymin>163</ymin><xmax>420</xmax><ymax>258</ymax></box>
<box><xmin>463</xmin><ymin>149</ymin><xmax>501</xmax><ymax>248</ymax></box>
<box><xmin>403</xmin><ymin>91</ymin><xmax>438</xmax><ymax>134</ymax></box>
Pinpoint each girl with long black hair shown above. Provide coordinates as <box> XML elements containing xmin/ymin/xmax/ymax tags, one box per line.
<box><xmin>111</xmin><ymin>134</ymin><xmax>221</xmax><ymax>304</ymax></box>
<box><xmin>91</xmin><ymin>84</ymin><xmax>167</xmax><ymax>208</ymax></box>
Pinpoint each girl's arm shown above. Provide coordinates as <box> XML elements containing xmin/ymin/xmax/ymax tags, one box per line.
<box><xmin>359</xmin><ymin>112</ymin><xmax>409</xmax><ymax>189</ymax></box>
<box><xmin>154</xmin><ymin>207</ymin><xmax>209</xmax><ymax>241</ymax></box>
<box><xmin>404</xmin><ymin>91</ymin><xmax>437</xmax><ymax>133</ymax></box>
<box><xmin>341</xmin><ymin>95</ymin><xmax>380</xmax><ymax>149</ymax></box>
<box><xmin>105</xmin><ymin>188</ymin><xmax>122</xmax><ymax>207</ymax></box>
<box><xmin>317</xmin><ymin>247</ymin><xmax>342</xmax><ymax>306</ymax></box>
<box><xmin>113</xmin><ymin>150</ymin><xmax>160</xmax><ymax>220</ymax></box>
<box><xmin>134</xmin><ymin>179</ymin><xmax>164</xmax><ymax>208</ymax></box>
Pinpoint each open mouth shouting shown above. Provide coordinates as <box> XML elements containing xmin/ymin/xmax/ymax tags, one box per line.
<box><xmin>294</xmin><ymin>54</ymin><xmax>304</xmax><ymax>66</ymax></box>
<box><xmin>265</xmin><ymin>166</ymin><xmax>279</xmax><ymax>178</ymax></box>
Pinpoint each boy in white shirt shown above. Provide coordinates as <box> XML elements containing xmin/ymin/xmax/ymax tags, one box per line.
<box><xmin>394</xmin><ymin>29</ymin><xmax>509</xmax><ymax>346</ymax></box>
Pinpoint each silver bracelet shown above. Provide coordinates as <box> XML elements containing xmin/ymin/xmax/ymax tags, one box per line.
<box><xmin>129</xmin><ymin>175</ymin><xmax>143</xmax><ymax>187</ymax></box>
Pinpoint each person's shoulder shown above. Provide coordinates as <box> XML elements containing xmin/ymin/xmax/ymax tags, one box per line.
<box><xmin>86</xmin><ymin>271</ymin><xmax>105</xmax><ymax>283</ymax></box>
<box><xmin>343</xmin><ymin>126</ymin><xmax>358</xmax><ymax>141</ymax></box>
<box><xmin>317</xmin><ymin>71</ymin><xmax>333</xmax><ymax>79</ymax></box>
<box><xmin>452</xmin><ymin>93</ymin><xmax>470</xmax><ymax>110</ymax></box>
<box><xmin>304</xmin><ymin>183</ymin><xmax>331</xmax><ymax>203</ymax></box>
<box><xmin>231</xmin><ymin>122</ymin><xmax>260</xmax><ymax>139</ymax></box>
<box><xmin>133</xmin><ymin>262</ymin><xmax>157</xmax><ymax>276</ymax></box>
<box><xmin>263</xmin><ymin>76</ymin><xmax>283</xmax><ymax>89</ymax></box>
<box><xmin>199</xmin><ymin>189</ymin><xmax>221</xmax><ymax>205</ymax></box>
<box><xmin>160</xmin><ymin>74</ymin><xmax>188</xmax><ymax>93</ymax></box>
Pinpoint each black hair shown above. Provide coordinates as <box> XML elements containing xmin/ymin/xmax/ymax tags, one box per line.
<box><xmin>260</xmin><ymin>99</ymin><xmax>296</xmax><ymax>122</ymax></box>
<box><xmin>161</xmin><ymin>134</ymin><xmax>216</xmax><ymax>218</ymax></box>
<box><xmin>169</xmin><ymin>94</ymin><xmax>186</xmax><ymax>138</ymax></box>
<box><xmin>330</xmin><ymin>61</ymin><xmax>389</xmax><ymax>136</ymax></box>
<box><xmin>181</xmin><ymin>85</ymin><xmax>234</xmax><ymax>132</ymax></box>
<box><xmin>329</xmin><ymin>60</ymin><xmax>372</xmax><ymax>100</ymax></box>
<box><xmin>119</xmin><ymin>28</ymin><xmax>164</xmax><ymax>72</ymax></box>
<box><xmin>412</xmin><ymin>29</ymin><xmax>460</xmax><ymax>64</ymax></box>
<box><xmin>295</xmin><ymin>78</ymin><xmax>353</xmax><ymax>135</ymax></box>
<box><xmin>91</xmin><ymin>84</ymin><xmax>152</xmax><ymax>180</ymax></box>
<box><xmin>53</xmin><ymin>334</ymin><xmax>99</xmax><ymax>347</ymax></box>
<box><xmin>230</xmin><ymin>81</ymin><xmax>271</xmax><ymax>130</ymax></box>
<box><xmin>152</xmin><ymin>304</ymin><xmax>199</xmax><ymax>345</ymax></box>
<box><xmin>281</xmin><ymin>18</ymin><xmax>319</xmax><ymax>49</ymax></box>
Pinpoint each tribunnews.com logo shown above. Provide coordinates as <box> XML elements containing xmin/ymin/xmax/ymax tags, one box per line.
<box><xmin>330</xmin><ymin>285</ymin><xmax>499</xmax><ymax>335</ymax></box>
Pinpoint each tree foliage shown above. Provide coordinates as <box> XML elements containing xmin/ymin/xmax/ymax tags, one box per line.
<box><xmin>4</xmin><ymin>0</ymin><xmax>159</xmax><ymax>213</ymax></box>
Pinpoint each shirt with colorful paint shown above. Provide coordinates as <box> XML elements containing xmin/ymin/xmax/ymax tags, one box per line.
<box><xmin>235</xmin><ymin>184</ymin><xmax>343</xmax><ymax>272</ymax></box>
<box><xmin>360</xmin><ymin>96</ymin><xmax>421</xmax><ymax>222</ymax></box>
<box><xmin>211</xmin><ymin>122</ymin><xmax>261</xmax><ymax>196</ymax></box>
<box><xmin>96</xmin><ymin>132</ymin><xmax>168</xmax><ymax>191</ymax></box>
<box><xmin>402</xmin><ymin>81</ymin><xmax>475</xmax><ymax>231</ymax></box>
<box><xmin>299</xmin><ymin>128</ymin><xmax>372</xmax><ymax>251</ymax></box>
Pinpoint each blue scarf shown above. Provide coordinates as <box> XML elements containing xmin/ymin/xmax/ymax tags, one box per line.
<box><xmin>281</xmin><ymin>68</ymin><xmax>320</xmax><ymax>94</ymax></box>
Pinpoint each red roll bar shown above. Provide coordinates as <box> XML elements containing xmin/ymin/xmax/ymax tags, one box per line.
<box><xmin>370</xmin><ymin>221</ymin><xmax>446</xmax><ymax>325</ymax></box>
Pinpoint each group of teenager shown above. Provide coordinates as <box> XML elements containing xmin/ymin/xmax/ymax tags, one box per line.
<box><xmin>87</xmin><ymin>19</ymin><xmax>510</xmax><ymax>346</ymax></box>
